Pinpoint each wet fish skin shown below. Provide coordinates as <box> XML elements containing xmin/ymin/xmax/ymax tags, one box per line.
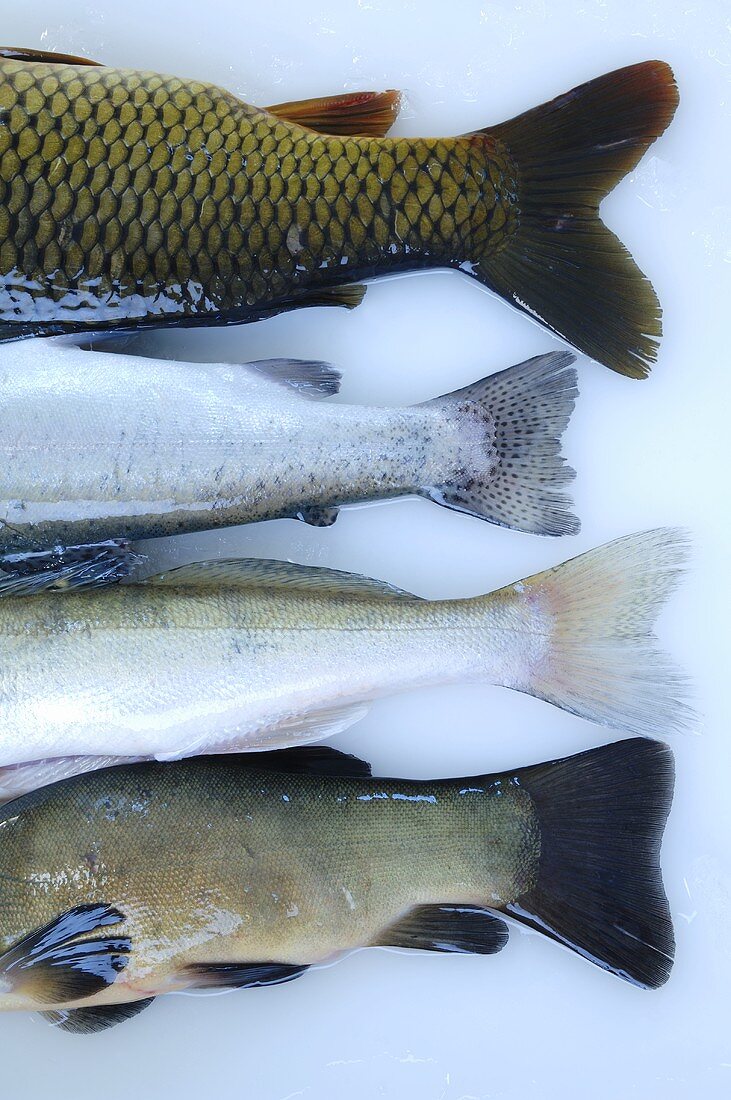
<box><xmin>0</xmin><ymin>738</ymin><xmax>675</xmax><ymax>1029</ymax></box>
<box><xmin>0</xmin><ymin>530</ymin><xmax>690</xmax><ymax>785</ymax></box>
<box><xmin>0</xmin><ymin>56</ymin><xmax>679</xmax><ymax>375</ymax></box>
<box><xmin>0</xmin><ymin>340</ymin><xmax>578</xmax><ymax>553</ymax></box>
<box><xmin>0</xmin><ymin>57</ymin><xmax>511</xmax><ymax>331</ymax></box>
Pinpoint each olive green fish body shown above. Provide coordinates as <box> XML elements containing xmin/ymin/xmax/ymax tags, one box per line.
<box><xmin>0</xmin><ymin>738</ymin><xmax>675</xmax><ymax>1027</ymax></box>
<box><xmin>0</xmin><ymin>758</ymin><xmax>535</xmax><ymax>1009</ymax></box>
<box><xmin>0</xmin><ymin>58</ymin><xmax>509</xmax><ymax>337</ymax></box>
<box><xmin>0</xmin><ymin>56</ymin><xmax>679</xmax><ymax>375</ymax></box>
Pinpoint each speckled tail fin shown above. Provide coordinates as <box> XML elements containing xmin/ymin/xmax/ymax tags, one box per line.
<box><xmin>508</xmin><ymin>738</ymin><xmax>675</xmax><ymax>988</ymax></box>
<box><xmin>421</xmin><ymin>351</ymin><xmax>578</xmax><ymax>536</ymax></box>
<box><xmin>471</xmin><ymin>61</ymin><xmax>679</xmax><ymax>377</ymax></box>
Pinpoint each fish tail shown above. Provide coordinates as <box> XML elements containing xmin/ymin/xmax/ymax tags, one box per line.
<box><xmin>419</xmin><ymin>350</ymin><xmax>579</xmax><ymax>536</ymax></box>
<box><xmin>504</xmin><ymin>528</ymin><xmax>693</xmax><ymax>734</ymax></box>
<box><xmin>507</xmin><ymin>737</ymin><xmax>675</xmax><ymax>988</ymax></box>
<box><xmin>467</xmin><ymin>61</ymin><xmax>679</xmax><ymax>377</ymax></box>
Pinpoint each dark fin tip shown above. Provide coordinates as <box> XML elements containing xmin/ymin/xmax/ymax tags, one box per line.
<box><xmin>511</xmin><ymin>738</ymin><xmax>675</xmax><ymax>989</ymax></box>
<box><xmin>374</xmin><ymin>904</ymin><xmax>509</xmax><ymax>955</ymax></box>
<box><xmin>42</xmin><ymin>998</ymin><xmax>155</xmax><ymax>1035</ymax></box>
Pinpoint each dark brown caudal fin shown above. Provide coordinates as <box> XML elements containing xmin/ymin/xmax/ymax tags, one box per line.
<box><xmin>471</xmin><ymin>61</ymin><xmax>679</xmax><ymax>378</ymax></box>
<box><xmin>507</xmin><ymin>738</ymin><xmax>675</xmax><ymax>988</ymax></box>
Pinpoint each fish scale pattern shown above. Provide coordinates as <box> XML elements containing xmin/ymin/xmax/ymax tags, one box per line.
<box><xmin>0</xmin><ymin>59</ymin><xmax>518</xmax><ymax>334</ymax></box>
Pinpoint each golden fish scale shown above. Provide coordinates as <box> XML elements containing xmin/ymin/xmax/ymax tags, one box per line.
<box><xmin>0</xmin><ymin>60</ymin><xmax>517</xmax><ymax>325</ymax></box>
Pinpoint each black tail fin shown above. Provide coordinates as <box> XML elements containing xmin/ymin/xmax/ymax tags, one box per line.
<box><xmin>420</xmin><ymin>351</ymin><xmax>579</xmax><ymax>535</ymax></box>
<box><xmin>509</xmin><ymin>738</ymin><xmax>675</xmax><ymax>988</ymax></box>
<box><xmin>471</xmin><ymin>61</ymin><xmax>679</xmax><ymax>378</ymax></box>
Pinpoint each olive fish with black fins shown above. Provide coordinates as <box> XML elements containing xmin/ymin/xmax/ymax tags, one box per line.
<box><xmin>0</xmin><ymin>49</ymin><xmax>678</xmax><ymax>376</ymax></box>
<box><xmin>0</xmin><ymin>739</ymin><xmax>675</xmax><ymax>1034</ymax></box>
<box><xmin>0</xmin><ymin>339</ymin><xmax>578</xmax><ymax>567</ymax></box>
<box><xmin>0</xmin><ymin>529</ymin><xmax>691</xmax><ymax>801</ymax></box>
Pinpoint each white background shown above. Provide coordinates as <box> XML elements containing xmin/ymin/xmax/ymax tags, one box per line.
<box><xmin>2</xmin><ymin>2</ymin><xmax>729</xmax><ymax>1097</ymax></box>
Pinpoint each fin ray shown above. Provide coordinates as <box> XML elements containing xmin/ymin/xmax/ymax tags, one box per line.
<box><xmin>469</xmin><ymin>61</ymin><xmax>679</xmax><ymax>376</ymax></box>
<box><xmin>420</xmin><ymin>351</ymin><xmax>579</xmax><ymax>535</ymax></box>
<box><xmin>374</xmin><ymin>904</ymin><xmax>509</xmax><ymax>955</ymax></box>
<box><xmin>266</xmin><ymin>90</ymin><xmax>401</xmax><ymax>137</ymax></box>
<box><xmin>509</xmin><ymin>738</ymin><xmax>675</xmax><ymax>988</ymax></box>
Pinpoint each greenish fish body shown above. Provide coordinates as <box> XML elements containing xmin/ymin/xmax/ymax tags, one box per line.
<box><xmin>0</xmin><ymin>530</ymin><xmax>690</xmax><ymax>801</ymax></box>
<box><xmin>0</xmin><ymin>738</ymin><xmax>675</xmax><ymax>1033</ymax></box>
<box><xmin>0</xmin><ymin>53</ymin><xmax>678</xmax><ymax>375</ymax></box>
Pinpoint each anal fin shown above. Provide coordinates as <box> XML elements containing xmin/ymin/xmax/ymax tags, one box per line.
<box><xmin>373</xmin><ymin>905</ymin><xmax>509</xmax><ymax>955</ymax></box>
<box><xmin>266</xmin><ymin>90</ymin><xmax>401</xmax><ymax>137</ymax></box>
<box><xmin>296</xmin><ymin>505</ymin><xmax>340</xmax><ymax>527</ymax></box>
<box><xmin>181</xmin><ymin>962</ymin><xmax>308</xmax><ymax>991</ymax></box>
<box><xmin>42</xmin><ymin>998</ymin><xmax>154</xmax><ymax>1035</ymax></box>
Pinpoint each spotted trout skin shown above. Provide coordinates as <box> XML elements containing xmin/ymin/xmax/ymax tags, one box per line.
<box><xmin>0</xmin><ymin>57</ymin><xmax>513</xmax><ymax>337</ymax></box>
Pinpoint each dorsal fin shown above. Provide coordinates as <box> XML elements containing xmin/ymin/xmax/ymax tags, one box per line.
<box><xmin>140</xmin><ymin>557</ymin><xmax>421</xmax><ymax>601</ymax></box>
<box><xmin>229</xmin><ymin>745</ymin><xmax>372</xmax><ymax>778</ymax></box>
<box><xmin>266</xmin><ymin>89</ymin><xmax>401</xmax><ymax>137</ymax></box>
<box><xmin>0</xmin><ymin>46</ymin><xmax>102</xmax><ymax>66</ymax></box>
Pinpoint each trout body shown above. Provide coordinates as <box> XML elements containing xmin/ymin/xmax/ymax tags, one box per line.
<box><xmin>0</xmin><ymin>739</ymin><xmax>675</xmax><ymax>1033</ymax></box>
<box><xmin>0</xmin><ymin>340</ymin><xmax>577</xmax><ymax>552</ymax></box>
<box><xmin>0</xmin><ymin>53</ymin><xmax>678</xmax><ymax>375</ymax></box>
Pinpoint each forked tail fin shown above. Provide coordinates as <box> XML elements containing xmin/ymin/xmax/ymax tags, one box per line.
<box><xmin>500</xmin><ymin>528</ymin><xmax>693</xmax><ymax>735</ymax></box>
<box><xmin>420</xmin><ymin>350</ymin><xmax>579</xmax><ymax>536</ymax></box>
<box><xmin>508</xmin><ymin>738</ymin><xmax>675</xmax><ymax>988</ymax></box>
<box><xmin>470</xmin><ymin>61</ymin><xmax>679</xmax><ymax>377</ymax></box>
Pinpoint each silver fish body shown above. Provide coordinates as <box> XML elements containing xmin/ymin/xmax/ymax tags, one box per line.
<box><xmin>0</xmin><ymin>530</ymin><xmax>689</xmax><ymax>796</ymax></box>
<box><xmin>0</xmin><ymin>340</ymin><xmax>579</xmax><ymax>551</ymax></box>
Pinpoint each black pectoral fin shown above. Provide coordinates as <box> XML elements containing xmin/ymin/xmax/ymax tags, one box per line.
<box><xmin>182</xmin><ymin>962</ymin><xmax>308</xmax><ymax>991</ymax></box>
<box><xmin>374</xmin><ymin>905</ymin><xmax>510</xmax><ymax>955</ymax></box>
<box><xmin>41</xmin><ymin>998</ymin><xmax>155</xmax><ymax>1035</ymax></box>
<box><xmin>296</xmin><ymin>506</ymin><xmax>340</xmax><ymax>527</ymax></box>
<box><xmin>0</xmin><ymin>904</ymin><xmax>130</xmax><ymax>1004</ymax></box>
<box><xmin>0</xmin><ymin>540</ymin><xmax>139</xmax><ymax>596</ymax></box>
<box><xmin>0</xmin><ymin>46</ymin><xmax>102</xmax><ymax>65</ymax></box>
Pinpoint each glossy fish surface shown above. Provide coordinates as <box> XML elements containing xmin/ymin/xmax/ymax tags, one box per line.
<box><xmin>0</xmin><ymin>51</ymin><xmax>678</xmax><ymax>375</ymax></box>
<box><xmin>0</xmin><ymin>530</ymin><xmax>690</xmax><ymax>799</ymax></box>
<box><xmin>0</xmin><ymin>339</ymin><xmax>578</xmax><ymax>554</ymax></box>
<box><xmin>0</xmin><ymin>739</ymin><xmax>675</xmax><ymax>1033</ymax></box>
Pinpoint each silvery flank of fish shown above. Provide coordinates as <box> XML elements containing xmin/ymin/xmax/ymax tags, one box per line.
<box><xmin>0</xmin><ymin>738</ymin><xmax>675</xmax><ymax>1034</ymax></box>
<box><xmin>0</xmin><ymin>528</ymin><xmax>690</xmax><ymax>800</ymax></box>
<box><xmin>0</xmin><ymin>339</ymin><xmax>578</xmax><ymax>588</ymax></box>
